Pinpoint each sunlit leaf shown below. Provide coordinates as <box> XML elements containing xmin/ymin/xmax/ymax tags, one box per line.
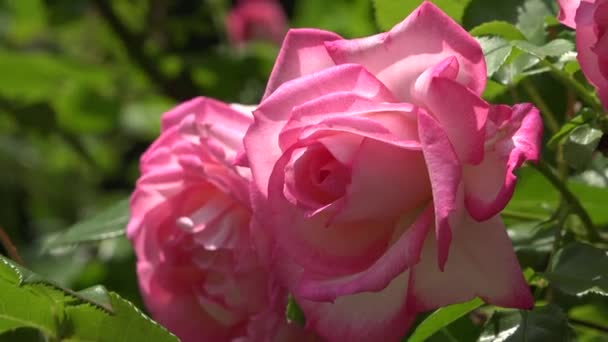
<box><xmin>477</xmin><ymin>36</ymin><xmax>513</xmax><ymax>77</ymax></box>
<box><xmin>470</xmin><ymin>21</ymin><xmax>526</xmax><ymax>40</ymax></box>
<box><xmin>0</xmin><ymin>256</ymin><xmax>177</xmax><ymax>341</ymax></box>
<box><xmin>409</xmin><ymin>298</ymin><xmax>484</xmax><ymax>342</ymax></box>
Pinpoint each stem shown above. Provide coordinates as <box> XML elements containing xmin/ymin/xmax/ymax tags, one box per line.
<box><xmin>501</xmin><ymin>209</ymin><xmax>548</xmax><ymax>221</ymax></box>
<box><xmin>530</xmin><ymin>160</ymin><xmax>601</xmax><ymax>241</ymax></box>
<box><xmin>570</xmin><ymin>318</ymin><xmax>608</xmax><ymax>334</ymax></box>
<box><xmin>542</xmin><ymin>60</ymin><xmax>603</xmax><ymax>112</ymax></box>
<box><xmin>521</xmin><ymin>79</ymin><xmax>560</xmax><ymax>134</ymax></box>
<box><xmin>0</xmin><ymin>226</ymin><xmax>24</xmax><ymax>266</ymax></box>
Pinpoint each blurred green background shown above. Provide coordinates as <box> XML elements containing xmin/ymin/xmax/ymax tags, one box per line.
<box><xmin>0</xmin><ymin>0</ymin><xmax>377</xmax><ymax>309</ymax></box>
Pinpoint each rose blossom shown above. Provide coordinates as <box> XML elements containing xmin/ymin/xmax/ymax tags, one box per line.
<box><xmin>558</xmin><ymin>0</ymin><xmax>608</xmax><ymax>109</ymax></box>
<box><xmin>127</xmin><ymin>97</ymin><xmax>308</xmax><ymax>341</ymax></box>
<box><xmin>244</xmin><ymin>2</ymin><xmax>541</xmax><ymax>341</ymax></box>
<box><xmin>226</xmin><ymin>0</ymin><xmax>288</xmax><ymax>45</ymax></box>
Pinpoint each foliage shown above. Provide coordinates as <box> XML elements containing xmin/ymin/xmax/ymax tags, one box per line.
<box><xmin>0</xmin><ymin>256</ymin><xmax>177</xmax><ymax>341</ymax></box>
<box><xmin>0</xmin><ymin>0</ymin><xmax>607</xmax><ymax>341</ymax></box>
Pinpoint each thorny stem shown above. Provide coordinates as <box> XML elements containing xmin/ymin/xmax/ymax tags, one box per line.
<box><xmin>0</xmin><ymin>225</ymin><xmax>24</xmax><ymax>266</ymax></box>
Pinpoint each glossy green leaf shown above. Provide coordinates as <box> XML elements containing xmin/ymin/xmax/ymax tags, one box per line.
<box><xmin>545</xmin><ymin>243</ymin><xmax>608</xmax><ymax>297</ymax></box>
<box><xmin>44</xmin><ymin>198</ymin><xmax>129</xmax><ymax>250</ymax></box>
<box><xmin>1</xmin><ymin>257</ymin><xmax>113</xmax><ymax>312</ymax></box>
<box><xmin>563</xmin><ymin>124</ymin><xmax>604</xmax><ymax>171</ymax></box>
<box><xmin>515</xmin><ymin>0</ymin><xmax>554</xmax><ymax>44</ymax></box>
<box><xmin>547</xmin><ymin>114</ymin><xmax>587</xmax><ymax>148</ymax></box>
<box><xmin>493</xmin><ymin>48</ymin><xmax>540</xmax><ymax>84</ymax></box>
<box><xmin>470</xmin><ymin>21</ymin><xmax>527</xmax><ymax>40</ymax></box>
<box><xmin>409</xmin><ymin>298</ymin><xmax>484</xmax><ymax>342</ymax></box>
<box><xmin>463</xmin><ymin>0</ymin><xmax>556</xmax><ymax>37</ymax></box>
<box><xmin>478</xmin><ymin>305</ymin><xmax>574</xmax><ymax>341</ymax></box>
<box><xmin>512</xmin><ymin>39</ymin><xmax>575</xmax><ymax>59</ymax></box>
<box><xmin>0</xmin><ymin>256</ymin><xmax>177</xmax><ymax>341</ymax></box>
<box><xmin>373</xmin><ymin>0</ymin><xmax>471</xmax><ymax>31</ymax></box>
<box><xmin>477</xmin><ymin>36</ymin><xmax>513</xmax><ymax>77</ymax></box>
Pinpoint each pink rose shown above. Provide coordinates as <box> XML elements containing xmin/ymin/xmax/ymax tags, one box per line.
<box><xmin>127</xmin><ymin>97</ymin><xmax>307</xmax><ymax>341</ymax></box>
<box><xmin>226</xmin><ymin>0</ymin><xmax>288</xmax><ymax>45</ymax></box>
<box><xmin>244</xmin><ymin>3</ymin><xmax>541</xmax><ymax>341</ymax></box>
<box><xmin>558</xmin><ymin>0</ymin><xmax>608</xmax><ymax>109</ymax></box>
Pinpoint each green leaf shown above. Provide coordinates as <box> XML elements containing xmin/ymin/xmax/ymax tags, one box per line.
<box><xmin>547</xmin><ymin>114</ymin><xmax>587</xmax><ymax>148</ymax></box>
<box><xmin>470</xmin><ymin>21</ymin><xmax>527</xmax><ymax>40</ymax></box>
<box><xmin>0</xmin><ymin>257</ymin><xmax>113</xmax><ymax>313</ymax></box>
<box><xmin>286</xmin><ymin>295</ymin><xmax>306</xmax><ymax>326</ymax></box>
<box><xmin>373</xmin><ymin>0</ymin><xmax>471</xmax><ymax>31</ymax></box>
<box><xmin>409</xmin><ymin>298</ymin><xmax>483</xmax><ymax>342</ymax></box>
<box><xmin>463</xmin><ymin>0</ymin><xmax>556</xmax><ymax>38</ymax></box>
<box><xmin>493</xmin><ymin>48</ymin><xmax>540</xmax><ymax>85</ymax></box>
<box><xmin>545</xmin><ymin>242</ymin><xmax>608</xmax><ymax>297</ymax></box>
<box><xmin>515</xmin><ymin>0</ymin><xmax>555</xmax><ymax>44</ymax></box>
<box><xmin>478</xmin><ymin>305</ymin><xmax>574</xmax><ymax>341</ymax></box>
<box><xmin>477</xmin><ymin>36</ymin><xmax>513</xmax><ymax>77</ymax></box>
<box><xmin>0</xmin><ymin>256</ymin><xmax>177</xmax><ymax>341</ymax></box>
<box><xmin>44</xmin><ymin>198</ymin><xmax>129</xmax><ymax>250</ymax></box>
<box><xmin>512</xmin><ymin>39</ymin><xmax>575</xmax><ymax>59</ymax></box>
<box><xmin>563</xmin><ymin>124</ymin><xmax>604</xmax><ymax>171</ymax></box>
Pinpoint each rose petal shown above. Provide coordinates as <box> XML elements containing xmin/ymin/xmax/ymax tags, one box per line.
<box><xmin>409</xmin><ymin>214</ymin><xmax>534</xmax><ymax>312</ymax></box>
<box><xmin>417</xmin><ymin>110</ymin><xmax>463</xmax><ymax>271</ymax></box>
<box><xmin>137</xmin><ymin>262</ymin><xmax>239</xmax><ymax>342</ymax></box>
<box><xmin>159</xmin><ymin>97</ymin><xmax>254</xmax><ymax>164</ymax></box>
<box><xmin>557</xmin><ymin>0</ymin><xmax>583</xmax><ymax>28</ymax></box>
<box><xmin>297</xmin><ymin>204</ymin><xmax>433</xmax><ymax>301</ymax></box>
<box><xmin>414</xmin><ymin>58</ymin><xmax>489</xmax><ymax>164</ymax></box>
<box><xmin>464</xmin><ymin>104</ymin><xmax>542</xmax><ymax>221</ymax></box>
<box><xmin>263</xmin><ymin>29</ymin><xmax>343</xmax><ymax>99</ymax></box>
<box><xmin>245</xmin><ymin>64</ymin><xmax>395</xmax><ymax>196</ymax></box>
<box><xmin>576</xmin><ymin>0</ymin><xmax>608</xmax><ymax>108</ymax></box>
<box><xmin>279</xmin><ymin>92</ymin><xmax>416</xmax><ymax>150</ymax></box>
<box><xmin>298</xmin><ymin>272</ymin><xmax>415</xmax><ymax>342</ymax></box>
<box><xmin>325</xmin><ymin>1</ymin><xmax>486</xmax><ymax>101</ymax></box>
<box><xmin>329</xmin><ymin>138</ymin><xmax>430</xmax><ymax>223</ymax></box>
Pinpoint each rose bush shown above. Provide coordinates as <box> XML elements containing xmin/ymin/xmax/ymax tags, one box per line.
<box><xmin>558</xmin><ymin>0</ymin><xmax>608</xmax><ymax>109</ymax></box>
<box><xmin>226</xmin><ymin>0</ymin><xmax>288</xmax><ymax>45</ymax></box>
<box><xmin>244</xmin><ymin>2</ymin><xmax>542</xmax><ymax>340</ymax></box>
<box><xmin>127</xmin><ymin>97</ymin><xmax>309</xmax><ymax>341</ymax></box>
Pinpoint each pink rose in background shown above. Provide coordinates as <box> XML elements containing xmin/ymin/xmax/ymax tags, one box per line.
<box><xmin>127</xmin><ymin>97</ymin><xmax>307</xmax><ymax>341</ymax></box>
<box><xmin>558</xmin><ymin>0</ymin><xmax>608</xmax><ymax>109</ymax></box>
<box><xmin>226</xmin><ymin>0</ymin><xmax>288</xmax><ymax>45</ymax></box>
<box><xmin>244</xmin><ymin>2</ymin><xmax>541</xmax><ymax>341</ymax></box>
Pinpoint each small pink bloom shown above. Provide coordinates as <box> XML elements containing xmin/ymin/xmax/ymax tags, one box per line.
<box><xmin>226</xmin><ymin>0</ymin><xmax>288</xmax><ymax>45</ymax></box>
<box><xmin>558</xmin><ymin>0</ymin><xmax>608</xmax><ymax>109</ymax></box>
<box><xmin>245</xmin><ymin>3</ymin><xmax>541</xmax><ymax>341</ymax></box>
<box><xmin>128</xmin><ymin>97</ymin><xmax>309</xmax><ymax>342</ymax></box>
